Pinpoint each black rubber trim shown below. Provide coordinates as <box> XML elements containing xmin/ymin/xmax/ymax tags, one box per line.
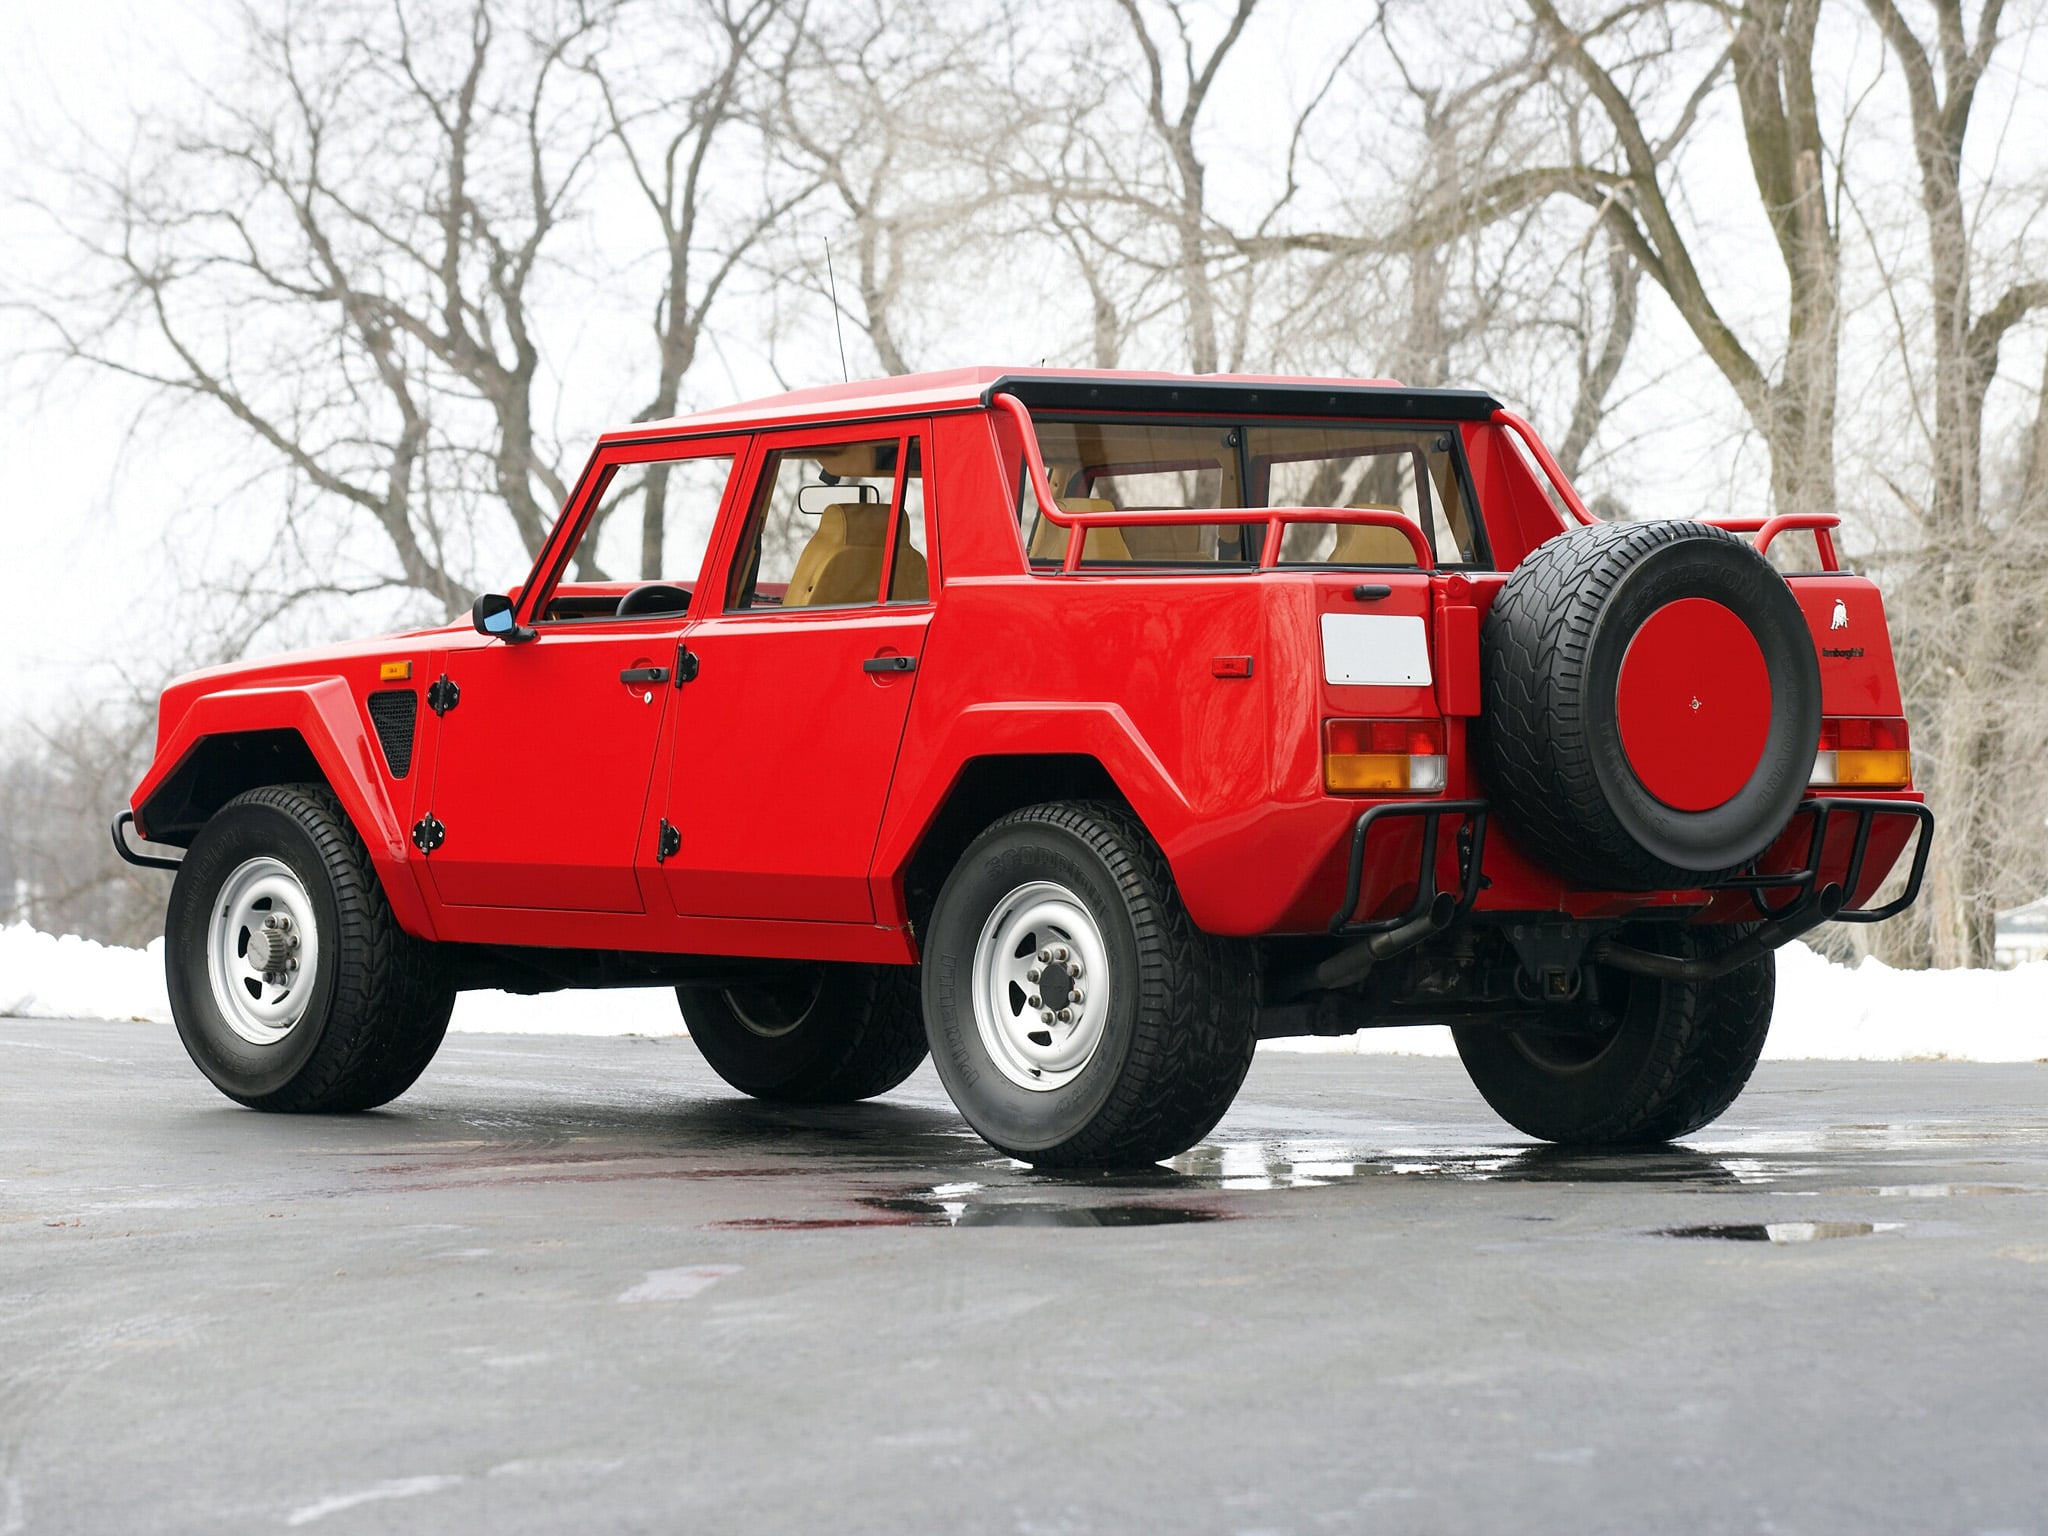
<box><xmin>986</xmin><ymin>376</ymin><xmax>1503</xmax><ymax>422</ymax></box>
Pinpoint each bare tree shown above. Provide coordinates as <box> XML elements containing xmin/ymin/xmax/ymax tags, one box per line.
<box><xmin>1854</xmin><ymin>0</ymin><xmax>2048</xmax><ymax>965</ymax></box>
<box><xmin>757</xmin><ymin>0</ymin><xmax>1004</xmax><ymax>380</ymax></box>
<box><xmin>1526</xmin><ymin>0</ymin><xmax>1844</xmax><ymax>521</ymax></box>
<box><xmin>29</xmin><ymin>0</ymin><xmax>614</xmax><ymax>622</ymax></box>
<box><xmin>582</xmin><ymin>0</ymin><xmax>813</xmax><ymax>579</ymax></box>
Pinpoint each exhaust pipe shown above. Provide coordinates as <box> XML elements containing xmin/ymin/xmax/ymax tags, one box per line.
<box><xmin>1308</xmin><ymin>890</ymin><xmax>1459</xmax><ymax>994</ymax></box>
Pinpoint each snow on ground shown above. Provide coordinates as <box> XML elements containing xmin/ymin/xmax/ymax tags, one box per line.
<box><xmin>3</xmin><ymin>920</ymin><xmax>2044</xmax><ymax>1060</ymax></box>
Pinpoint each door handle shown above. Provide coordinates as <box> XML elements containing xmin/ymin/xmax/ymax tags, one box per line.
<box><xmin>620</xmin><ymin>665</ymin><xmax>670</xmax><ymax>684</ymax></box>
<box><xmin>862</xmin><ymin>655</ymin><xmax>917</xmax><ymax>674</ymax></box>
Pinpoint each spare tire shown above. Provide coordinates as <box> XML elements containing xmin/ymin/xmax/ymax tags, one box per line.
<box><xmin>1474</xmin><ymin>520</ymin><xmax>1820</xmax><ymax>889</ymax></box>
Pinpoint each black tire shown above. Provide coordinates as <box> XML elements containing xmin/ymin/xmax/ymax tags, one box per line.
<box><xmin>165</xmin><ymin>784</ymin><xmax>453</xmax><ymax>1112</ymax></box>
<box><xmin>1452</xmin><ymin>926</ymin><xmax>1774</xmax><ymax>1145</ymax></box>
<box><xmin>1476</xmin><ymin>520</ymin><xmax>1820</xmax><ymax>888</ymax></box>
<box><xmin>921</xmin><ymin>801</ymin><xmax>1257</xmax><ymax>1167</ymax></box>
<box><xmin>676</xmin><ymin>963</ymin><xmax>927</xmax><ymax>1103</ymax></box>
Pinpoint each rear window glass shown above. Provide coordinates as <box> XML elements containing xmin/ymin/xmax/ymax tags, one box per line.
<box><xmin>1017</xmin><ymin>416</ymin><xmax>1484</xmax><ymax>568</ymax></box>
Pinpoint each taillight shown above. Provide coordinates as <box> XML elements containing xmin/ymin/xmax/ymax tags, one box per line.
<box><xmin>1325</xmin><ymin>719</ymin><xmax>1447</xmax><ymax>794</ymax></box>
<box><xmin>1810</xmin><ymin>716</ymin><xmax>1912</xmax><ymax>789</ymax></box>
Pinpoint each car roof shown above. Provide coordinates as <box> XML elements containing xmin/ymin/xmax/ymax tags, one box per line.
<box><xmin>600</xmin><ymin>367</ymin><xmax>1504</xmax><ymax>444</ymax></box>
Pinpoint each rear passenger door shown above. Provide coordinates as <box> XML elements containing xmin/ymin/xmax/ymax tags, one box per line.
<box><xmin>658</xmin><ymin>421</ymin><xmax>935</xmax><ymax>924</ymax></box>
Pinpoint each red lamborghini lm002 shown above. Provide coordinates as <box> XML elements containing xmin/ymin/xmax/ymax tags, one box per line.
<box><xmin>119</xmin><ymin>369</ymin><xmax>1929</xmax><ymax>1166</ymax></box>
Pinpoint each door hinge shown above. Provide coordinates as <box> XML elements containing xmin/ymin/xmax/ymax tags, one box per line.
<box><xmin>674</xmin><ymin>644</ymin><xmax>699</xmax><ymax>685</ymax></box>
<box><xmin>427</xmin><ymin>675</ymin><xmax>460</xmax><ymax>715</ymax></box>
<box><xmin>411</xmin><ymin>813</ymin><xmax>446</xmax><ymax>854</ymax></box>
<box><xmin>656</xmin><ymin>818</ymin><xmax>681</xmax><ymax>863</ymax></box>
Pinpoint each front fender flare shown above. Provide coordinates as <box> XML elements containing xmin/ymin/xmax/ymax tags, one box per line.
<box><xmin>131</xmin><ymin>679</ymin><xmax>437</xmax><ymax>941</ymax></box>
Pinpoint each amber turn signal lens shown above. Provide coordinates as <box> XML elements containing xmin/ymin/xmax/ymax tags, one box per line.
<box><xmin>1325</xmin><ymin>719</ymin><xmax>1447</xmax><ymax>794</ymax></box>
<box><xmin>379</xmin><ymin>660</ymin><xmax>413</xmax><ymax>682</ymax></box>
<box><xmin>1818</xmin><ymin>749</ymin><xmax>1913</xmax><ymax>788</ymax></box>
<box><xmin>1810</xmin><ymin>717</ymin><xmax>1912</xmax><ymax>789</ymax></box>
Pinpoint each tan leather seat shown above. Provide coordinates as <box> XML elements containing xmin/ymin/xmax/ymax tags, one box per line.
<box><xmin>786</xmin><ymin>504</ymin><xmax>890</xmax><ymax>606</ymax></box>
<box><xmin>1328</xmin><ymin>506</ymin><xmax>1422</xmax><ymax>566</ymax></box>
<box><xmin>1030</xmin><ymin>498</ymin><xmax>1133</xmax><ymax>562</ymax></box>
<box><xmin>1123</xmin><ymin>523</ymin><xmax>1211</xmax><ymax>561</ymax></box>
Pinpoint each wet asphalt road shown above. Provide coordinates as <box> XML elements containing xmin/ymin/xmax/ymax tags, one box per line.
<box><xmin>3</xmin><ymin>1021</ymin><xmax>2046</xmax><ymax>1534</ymax></box>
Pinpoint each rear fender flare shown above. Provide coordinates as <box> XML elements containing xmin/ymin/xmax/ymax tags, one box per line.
<box><xmin>131</xmin><ymin>680</ymin><xmax>437</xmax><ymax>941</ymax></box>
<box><xmin>871</xmin><ymin>702</ymin><xmax>1195</xmax><ymax>928</ymax></box>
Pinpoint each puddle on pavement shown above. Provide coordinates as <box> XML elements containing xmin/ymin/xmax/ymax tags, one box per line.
<box><xmin>1827</xmin><ymin>1184</ymin><xmax>2029</xmax><ymax>1199</ymax></box>
<box><xmin>1162</xmin><ymin>1141</ymin><xmax>1776</xmax><ymax>1190</ymax></box>
<box><xmin>714</xmin><ymin>1185</ymin><xmax>1231</xmax><ymax>1230</ymax></box>
<box><xmin>1658</xmin><ymin>1220</ymin><xmax>1905</xmax><ymax>1244</ymax></box>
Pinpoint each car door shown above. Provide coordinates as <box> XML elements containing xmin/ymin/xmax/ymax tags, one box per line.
<box><xmin>422</xmin><ymin>437</ymin><xmax>746</xmax><ymax>913</ymax></box>
<box><xmin>658</xmin><ymin>423</ymin><xmax>936</xmax><ymax>924</ymax></box>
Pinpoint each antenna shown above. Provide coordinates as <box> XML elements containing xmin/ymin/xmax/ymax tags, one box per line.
<box><xmin>824</xmin><ymin>239</ymin><xmax>849</xmax><ymax>383</ymax></box>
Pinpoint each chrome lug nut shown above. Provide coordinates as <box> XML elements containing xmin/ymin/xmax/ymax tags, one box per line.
<box><xmin>1028</xmin><ymin>994</ymin><xmax>1041</xmax><ymax>1009</ymax></box>
<box><xmin>1040</xmin><ymin>1010</ymin><xmax>1055</xmax><ymax>1024</ymax></box>
<box><xmin>1057</xmin><ymin>1008</ymin><xmax>1072</xmax><ymax>1023</ymax></box>
<box><xmin>1037</xmin><ymin>949</ymin><xmax>1051</xmax><ymax>963</ymax></box>
<box><xmin>1069</xmin><ymin>988</ymin><xmax>1084</xmax><ymax>1005</ymax></box>
<box><xmin>1026</xmin><ymin>968</ymin><xmax>1041</xmax><ymax>983</ymax></box>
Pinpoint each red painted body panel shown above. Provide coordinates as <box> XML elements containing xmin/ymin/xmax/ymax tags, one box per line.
<box><xmin>132</xmin><ymin>675</ymin><xmax>442</xmax><ymax>941</ymax></box>
<box><xmin>421</xmin><ymin>626</ymin><xmax>678</xmax><ymax>912</ymax></box>
<box><xmin>129</xmin><ymin>367</ymin><xmax>1924</xmax><ymax>967</ymax></box>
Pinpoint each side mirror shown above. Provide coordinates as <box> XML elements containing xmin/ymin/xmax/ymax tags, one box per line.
<box><xmin>471</xmin><ymin>593</ymin><xmax>536</xmax><ymax>644</ymax></box>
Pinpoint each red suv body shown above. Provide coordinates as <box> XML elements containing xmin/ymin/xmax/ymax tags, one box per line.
<box><xmin>122</xmin><ymin>368</ymin><xmax>1929</xmax><ymax>1165</ymax></box>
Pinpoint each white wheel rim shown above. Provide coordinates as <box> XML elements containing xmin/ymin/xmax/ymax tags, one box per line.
<box><xmin>205</xmin><ymin>856</ymin><xmax>320</xmax><ymax>1046</ymax></box>
<box><xmin>971</xmin><ymin>880</ymin><xmax>1111</xmax><ymax>1092</ymax></box>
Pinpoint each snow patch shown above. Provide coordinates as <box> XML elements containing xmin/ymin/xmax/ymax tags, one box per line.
<box><xmin>6</xmin><ymin>921</ymin><xmax>2048</xmax><ymax>1061</ymax></box>
<box><xmin>0</xmin><ymin>923</ymin><xmax>171</xmax><ymax>1021</ymax></box>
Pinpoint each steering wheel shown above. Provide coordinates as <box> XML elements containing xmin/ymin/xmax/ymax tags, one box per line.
<box><xmin>615</xmin><ymin>582</ymin><xmax>693</xmax><ymax>618</ymax></box>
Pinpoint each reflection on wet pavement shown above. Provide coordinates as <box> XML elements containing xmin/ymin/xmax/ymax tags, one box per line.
<box><xmin>1658</xmin><ymin>1221</ymin><xmax>1906</xmax><ymax>1243</ymax></box>
<box><xmin>336</xmin><ymin>1093</ymin><xmax>2045</xmax><ymax>1233</ymax></box>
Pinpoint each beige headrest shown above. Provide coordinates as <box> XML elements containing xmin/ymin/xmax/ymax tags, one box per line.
<box><xmin>815</xmin><ymin>502</ymin><xmax>891</xmax><ymax>546</ymax></box>
<box><xmin>1330</xmin><ymin>508</ymin><xmax>1421</xmax><ymax>566</ymax></box>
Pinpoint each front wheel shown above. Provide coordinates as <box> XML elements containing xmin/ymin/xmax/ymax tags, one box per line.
<box><xmin>921</xmin><ymin>802</ymin><xmax>1257</xmax><ymax>1167</ymax></box>
<box><xmin>1452</xmin><ymin>925</ymin><xmax>1774</xmax><ymax>1145</ymax></box>
<box><xmin>165</xmin><ymin>784</ymin><xmax>454</xmax><ymax>1112</ymax></box>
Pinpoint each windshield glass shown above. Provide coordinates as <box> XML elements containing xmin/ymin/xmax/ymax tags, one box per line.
<box><xmin>1018</xmin><ymin>416</ymin><xmax>1484</xmax><ymax>568</ymax></box>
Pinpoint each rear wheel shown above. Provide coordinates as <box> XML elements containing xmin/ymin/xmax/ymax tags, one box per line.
<box><xmin>676</xmin><ymin>964</ymin><xmax>927</xmax><ymax>1103</ymax></box>
<box><xmin>165</xmin><ymin>784</ymin><xmax>453</xmax><ymax>1112</ymax></box>
<box><xmin>921</xmin><ymin>802</ymin><xmax>1257</xmax><ymax>1167</ymax></box>
<box><xmin>1452</xmin><ymin>926</ymin><xmax>1774</xmax><ymax>1145</ymax></box>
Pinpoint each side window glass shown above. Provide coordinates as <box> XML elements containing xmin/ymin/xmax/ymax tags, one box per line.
<box><xmin>580</xmin><ymin>453</ymin><xmax>736</xmax><ymax>585</ymax></box>
<box><xmin>728</xmin><ymin>438</ymin><xmax>900</xmax><ymax>610</ymax></box>
<box><xmin>888</xmin><ymin>438</ymin><xmax>929</xmax><ymax>602</ymax></box>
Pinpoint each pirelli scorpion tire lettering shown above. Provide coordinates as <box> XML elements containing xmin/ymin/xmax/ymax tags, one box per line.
<box><xmin>1453</xmin><ymin>925</ymin><xmax>1775</xmax><ymax>1145</ymax></box>
<box><xmin>921</xmin><ymin>801</ymin><xmax>1258</xmax><ymax>1168</ymax></box>
<box><xmin>676</xmin><ymin>964</ymin><xmax>929</xmax><ymax>1104</ymax></box>
<box><xmin>1474</xmin><ymin>520</ymin><xmax>1822</xmax><ymax>890</ymax></box>
<box><xmin>165</xmin><ymin>784</ymin><xmax>455</xmax><ymax>1112</ymax></box>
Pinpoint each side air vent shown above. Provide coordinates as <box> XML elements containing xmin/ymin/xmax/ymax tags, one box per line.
<box><xmin>366</xmin><ymin>690</ymin><xmax>419</xmax><ymax>779</ymax></box>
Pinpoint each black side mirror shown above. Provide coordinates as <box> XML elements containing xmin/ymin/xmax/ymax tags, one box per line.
<box><xmin>471</xmin><ymin>593</ymin><xmax>536</xmax><ymax>644</ymax></box>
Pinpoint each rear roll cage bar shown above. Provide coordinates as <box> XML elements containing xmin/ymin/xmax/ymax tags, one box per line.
<box><xmin>1489</xmin><ymin>407</ymin><xmax>1843</xmax><ymax>571</ymax></box>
